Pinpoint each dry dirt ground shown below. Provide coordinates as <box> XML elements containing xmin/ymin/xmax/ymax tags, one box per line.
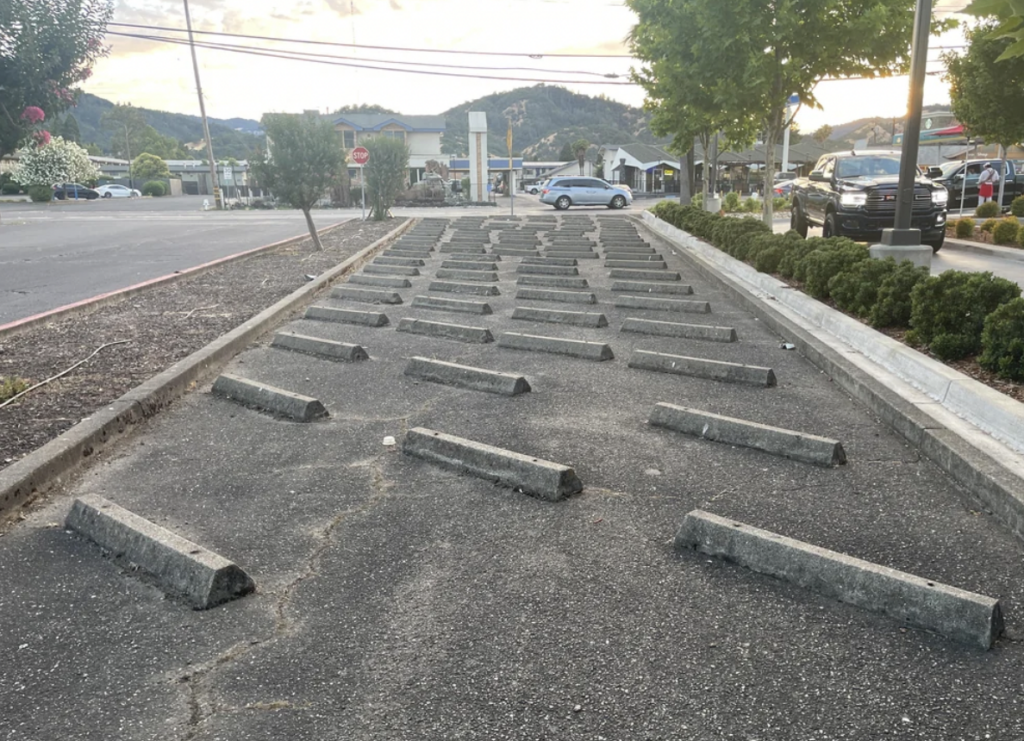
<box><xmin>0</xmin><ymin>219</ymin><xmax>402</xmax><ymax>470</ymax></box>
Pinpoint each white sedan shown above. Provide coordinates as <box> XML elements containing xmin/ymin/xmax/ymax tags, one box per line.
<box><xmin>95</xmin><ymin>183</ymin><xmax>141</xmax><ymax>198</ymax></box>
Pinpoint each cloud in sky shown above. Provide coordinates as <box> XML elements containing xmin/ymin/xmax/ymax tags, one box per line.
<box><xmin>86</xmin><ymin>0</ymin><xmax>965</xmax><ymax>131</ymax></box>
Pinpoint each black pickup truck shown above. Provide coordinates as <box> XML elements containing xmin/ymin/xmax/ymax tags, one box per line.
<box><xmin>926</xmin><ymin>159</ymin><xmax>1022</xmax><ymax>210</ymax></box>
<box><xmin>790</xmin><ymin>150</ymin><xmax>949</xmax><ymax>252</ymax></box>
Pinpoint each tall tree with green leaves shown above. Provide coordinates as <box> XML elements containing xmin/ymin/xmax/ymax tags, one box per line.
<box><xmin>0</xmin><ymin>0</ymin><xmax>112</xmax><ymax>158</ymax></box>
<box><xmin>628</xmin><ymin>0</ymin><xmax>943</xmax><ymax>224</ymax></box>
<box><xmin>132</xmin><ymin>153</ymin><xmax>170</xmax><ymax>181</ymax></box>
<box><xmin>362</xmin><ymin>136</ymin><xmax>410</xmax><ymax>221</ymax></box>
<box><xmin>558</xmin><ymin>141</ymin><xmax>574</xmax><ymax>161</ymax></box>
<box><xmin>812</xmin><ymin>124</ymin><xmax>834</xmax><ymax>144</ymax></box>
<box><xmin>60</xmin><ymin>114</ymin><xmax>82</xmax><ymax>144</ymax></box>
<box><xmin>965</xmin><ymin>0</ymin><xmax>1024</xmax><ymax>57</ymax></box>
<box><xmin>944</xmin><ymin>21</ymin><xmax>1024</xmax><ymax>205</ymax></box>
<box><xmin>101</xmin><ymin>104</ymin><xmax>147</xmax><ymax>159</ymax></box>
<box><xmin>252</xmin><ymin>112</ymin><xmax>347</xmax><ymax>250</ymax></box>
<box><xmin>572</xmin><ymin>139</ymin><xmax>590</xmax><ymax>175</ymax></box>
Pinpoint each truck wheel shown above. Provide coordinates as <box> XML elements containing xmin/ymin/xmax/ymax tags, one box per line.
<box><xmin>823</xmin><ymin>212</ymin><xmax>838</xmax><ymax>239</ymax></box>
<box><xmin>790</xmin><ymin>202</ymin><xmax>808</xmax><ymax>238</ymax></box>
<box><xmin>924</xmin><ymin>234</ymin><xmax>944</xmax><ymax>253</ymax></box>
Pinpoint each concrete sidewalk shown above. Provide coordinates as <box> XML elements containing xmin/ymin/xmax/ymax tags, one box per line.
<box><xmin>2</xmin><ymin>214</ymin><xmax>1023</xmax><ymax>740</ymax></box>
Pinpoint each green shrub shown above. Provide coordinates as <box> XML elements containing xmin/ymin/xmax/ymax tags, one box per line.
<box><xmin>711</xmin><ymin>217</ymin><xmax>771</xmax><ymax>257</ymax></box>
<box><xmin>754</xmin><ymin>243</ymin><xmax>788</xmax><ymax>273</ymax></box>
<box><xmin>800</xmin><ymin>239</ymin><xmax>869</xmax><ymax>299</ymax></box>
<box><xmin>992</xmin><ymin>217</ymin><xmax>1019</xmax><ymax>245</ymax></box>
<box><xmin>907</xmin><ymin>271</ymin><xmax>1021</xmax><ymax>359</ymax></box>
<box><xmin>870</xmin><ymin>260</ymin><xmax>930</xmax><ymax>328</ymax></box>
<box><xmin>691</xmin><ymin>192</ymin><xmax>703</xmax><ymax>208</ymax></box>
<box><xmin>1011</xmin><ymin>195</ymin><xmax>1024</xmax><ymax>217</ymax></box>
<box><xmin>979</xmin><ymin>297</ymin><xmax>1024</xmax><ymax>381</ymax></box>
<box><xmin>773</xmin><ymin>196</ymin><xmax>791</xmax><ymax>211</ymax></box>
<box><xmin>27</xmin><ymin>184</ymin><xmax>52</xmax><ymax>202</ymax></box>
<box><xmin>0</xmin><ymin>376</ymin><xmax>29</xmax><ymax>403</ymax></box>
<box><xmin>829</xmin><ymin>257</ymin><xmax>899</xmax><ymax>318</ymax></box>
<box><xmin>980</xmin><ymin>218</ymin><xmax>999</xmax><ymax>234</ymax></box>
<box><xmin>142</xmin><ymin>180</ymin><xmax>166</xmax><ymax>197</ymax></box>
<box><xmin>1018</xmin><ymin>225</ymin><xmax>1024</xmax><ymax>248</ymax></box>
<box><xmin>742</xmin><ymin>197</ymin><xmax>761</xmax><ymax>213</ymax></box>
<box><xmin>778</xmin><ymin>238</ymin><xmax>821</xmax><ymax>279</ymax></box>
<box><xmin>1</xmin><ymin>182</ymin><xmax>21</xmax><ymax>194</ymax></box>
<box><xmin>722</xmin><ymin>191</ymin><xmax>741</xmax><ymax>212</ymax></box>
<box><xmin>975</xmin><ymin>200</ymin><xmax>1000</xmax><ymax>218</ymax></box>
<box><xmin>954</xmin><ymin>217</ymin><xmax>975</xmax><ymax>238</ymax></box>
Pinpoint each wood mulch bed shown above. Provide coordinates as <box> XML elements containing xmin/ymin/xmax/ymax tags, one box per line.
<box><xmin>0</xmin><ymin>219</ymin><xmax>403</xmax><ymax>471</ymax></box>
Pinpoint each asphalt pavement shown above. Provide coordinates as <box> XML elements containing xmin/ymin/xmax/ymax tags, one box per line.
<box><xmin>0</xmin><ymin>197</ymin><xmax>349</xmax><ymax>324</ymax></box>
<box><xmin>2</xmin><ymin>213</ymin><xmax>1022</xmax><ymax>740</ymax></box>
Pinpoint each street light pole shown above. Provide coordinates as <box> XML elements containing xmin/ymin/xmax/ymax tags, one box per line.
<box><xmin>123</xmin><ymin>123</ymin><xmax>133</xmax><ymax>194</ymax></box>
<box><xmin>870</xmin><ymin>0</ymin><xmax>933</xmax><ymax>268</ymax></box>
<box><xmin>183</xmin><ymin>0</ymin><xmax>221</xmax><ymax>209</ymax></box>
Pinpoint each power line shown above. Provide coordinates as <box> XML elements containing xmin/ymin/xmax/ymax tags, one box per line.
<box><xmin>108</xmin><ymin>31</ymin><xmax>628</xmax><ymax>77</ymax></box>
<box><xmin>107</xmin><ymin>22</ymin><xmax>633</xmax><ymax>58</ymax></box>
<box><xmin>107</xmin><ymin>31</ymin><xmax>636</xmax><ymax>85</ymax></box>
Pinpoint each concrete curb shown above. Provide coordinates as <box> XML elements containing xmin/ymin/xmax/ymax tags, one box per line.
<box><xmin>516</xmin><ymin>288</ymin><xmax>596</xmax><ymax>304</ymax></box>
<box><xmin>271</xmin><ymin>332</ymin><xmax>369</xmax><ymax>362</ymax></box>
<box><xmin>517</xmin><ymin>275</ymin><xmax>590</xmax><ymax>289</ymax></box>
<box><xmin>404</xmin><ymin>357</ymin><xmax>531</xmax><ymax>396</ymax></box>
<box><xmin>621</xmin><ymin>318</ymin><xmax>737</xmax><ymax>342</ymax></box>
<box><xmin>364</xmin><ymin>264</ymin><xmax>420</xmax><ymax>277</ymax></box>
<box><xmin>212</xmin><ymin>373</ymin><xmax>328</xmax><ymax>421</ymax></box>
<box><xmin>374</xmin><ymin>256</ymin><xmax>425</xmax><ymax>267</ymax></box>
<box><xmin>0</xmin><ymin>219</ymin><xmax>412</xmax><ymax>518</ymax></box>
<box><xmin>944</xmin><ymin>236</ymin><xmax>1024</xmax><ymax>263</ymax></box>
<box><xmin>411</xmin><ymin>296</ymin><xmax>493</xmax><ymax>315</ymax></box>
<box><xmin>305</xmin><ymin>306</ymin><xmax>390</xmax><ymax>327</ymax></box>
<box><xmin>651</xmin><ymin>402</ymin><xmax>845</xmax><ymax>466</ymax></box>
<box><xmin>612</xmin><ymin>281</ymin><xmax>694</xmax><ymax>296</ymax></box>
<box><xmin>609</xmin><ymin>269</ymin><xmax>681</xmax><ymax>282</ymax></box>
<box><xmin>522</xmin><ymin>257</ymin><xmax>577</xmax><ymax>267</ymax></box>
<box><xmin>445</xmin><ymin>253</ymin><xmax>501</xmax><ymax>263</ymax></box>
<box><xmin>402</xmin><ymin>427</ymin><xmax>581</xmax><ymax>501</ymax></box>
<box><xmin>429</xmin><ymin>281</ymin><xmax>501</xmax><ymax>297</ymax></box>
<box><xmin>511</xmin><ymin>307</ymin><xmax>609</xmax><ymax>328</ymax></box>
<box><xmin>441</xmin><ymin>261</ymin><xmax>499</xmax><ymax>272</ymax></box>
<box><xmin>675</xmin><ymin>510</ymin><xmax>1003</xmax><ymax>650</ymax></box>
<box><xmin>436</xmin><ymin>269</ymin><xmax>499</xmax><ymax>282</ymax></box>
<box><xmin>397</xmin><ymin>318</ymin><xmax>494</xmax><ymax>344</ymax></box>
<box><xmin>499</xmin><ymin>332</ymin><xmax>614</xmax><ymax>361</ymax></box>
<box><xmin>516</xmin><ymin>265</ymin><xmax>580</xmax><ymax>276</ymax></box>
<box><xmin>66</xmin><ymin>494</ymin><xmax>255</xmax><ymax>609</ymax></box>
<box><xmin>331</xmin><ymin>286</ymin><xmax>404</xmax><ymax>304</ymax></box>
<box><xmin>349</xmin><ymin>274</ymin><xmax>413</xmax><ymax>289</ymax></box>
<box><xmin>614</xmin><ymin>296</ymin><xmax>711</xmax><ymax>314</ymax></box>
<box><xmin>544</xmin><ymin>251</ymin><xmax>598</xmax><ymax>260</ymax></box>
<box><xmin>607</xmin><ymin>259</ymin><xmax>668</xmax><ymax>269</ymax></box>
<box><xmin>0</xmin><ymin>221</ymin><xmax>350</xmax><ymax>340</ymax></box>
<box><xmin>638</xmin><ymin>212</ymin><xmax>1024</xmax><ymax>543</ymax></box>
<box><xmin>629</xmin><ymin>349</ymin><xmax>776</xmax><ymax>387</ymax></box>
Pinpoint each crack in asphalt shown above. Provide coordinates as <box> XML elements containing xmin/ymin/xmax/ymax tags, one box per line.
<box><xmin>177</xmin><ymin>453</ymin><xmax>398</xmax><ymax>741</ymax></box>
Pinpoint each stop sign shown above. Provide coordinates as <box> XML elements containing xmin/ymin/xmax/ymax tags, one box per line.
<box><xmin>351</xmin><ymin>146</ymin><xmax>370</xmax><ymax>165</ymax></box>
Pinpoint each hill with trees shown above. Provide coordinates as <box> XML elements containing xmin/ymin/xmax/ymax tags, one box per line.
<box><xmin>69</xmin><ymin>93</ymin><xmax>262</xmax><ymax>160</ymax></box>
<box><xmin>440</xmin><ymin>85</ymin><xmax>668</xmax><ymax>160</ymax></box>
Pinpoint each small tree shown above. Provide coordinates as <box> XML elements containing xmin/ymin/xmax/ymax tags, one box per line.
<box><xmin>12</xmin><ymin>136</ymin><xmax>99</xmax><ymax>186</ymax></box>
<box><xmin>573</xmin><ymin>138</ymin><xmax>590</xmax><ymax>175</ymax></box>
<box><xmin>252</xmin><ymin>112</ymin><xmax>346</xmax><ymax>250</ymax></box>
<box><xmin>558</xmin><ymin>141</ymin><xmax>574</xmax><ymax>161</ymax></box>
<box><xmin>60</xmin><ymin>114</ymin><xmax>81</xmax><ymax>144</ymax></box>
<box><xmin>944</xmin><ymin>21</ymin><xmax>1024</xmax><ymax>206</ymax></box>
<box><xmin>132</xmin><ymin>152</ymin><xmax>170</xmax><ymax>181</ymax></box>
<box><xmin>812</xmin><ymin>124</ymin><xmax>834</xmax><ymax>143</ymax></box>
<box><xmin>362</xmin><ymin>136</ymin><xmax>410</xmax><ymax>221</ymax></box>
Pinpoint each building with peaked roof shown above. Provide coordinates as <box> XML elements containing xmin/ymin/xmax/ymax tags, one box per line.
<box><xmin>332</xmin><ymin>112</ymin><xmax>446</xmax><ymax>184</ymax></box>
<box><xmin>605</xmin><ymin>143</ymin><xmax>682</xmax><ymax>194</ymax></box>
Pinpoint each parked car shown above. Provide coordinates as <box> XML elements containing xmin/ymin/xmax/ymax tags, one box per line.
<box><xmin>53</xmin><ymin>183</ymin><xmax>100</xmax><ymax>200</ymax></box>
<box><xmin>926</xmin><ymin>159</ymin><xmax>1022</xmax><ymax>210</ymax></box>
<box><xmin>790</xmin><ymin>149</ymin><xmax>948</xmax><ymax>252</ymax></box>
<box><xmin>95</xmin><ymin>183</ymin><xmax>141</xmax><ymax>198</ymax></box>
<box><xmin>773</xmin><ymin>180</ymin><xmax>795</xmax><ymax>197</ymax></box>
<box><xmin>540</xmin><ymin>177</ymin><xmax>632</xmax><ymax>210</ymax></box>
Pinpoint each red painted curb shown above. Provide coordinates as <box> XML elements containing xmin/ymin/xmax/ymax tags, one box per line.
<box><xmin>0</xmin><ymin>221</ymin><xmax>350</xmax><ymax>338</ymax></box>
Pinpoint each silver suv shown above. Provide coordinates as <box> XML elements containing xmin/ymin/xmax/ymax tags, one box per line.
<box><xmin>540</xmin><ymin>177</ymin><xmax>633</xmax><ymax>210</ymax></box>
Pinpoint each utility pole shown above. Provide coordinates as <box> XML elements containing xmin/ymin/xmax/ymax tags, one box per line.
<box><xmin>869</xmin><ymin>0</ymin><xmax>932</xmax><ymax>268</ymax></box>
<box><xmin>123</xmin><ymin>123</ymin><xmax>133</xmax><ymax>193</ymax></box>
<box><xmin>183</xmin><ymin>0</ymin><xmax>221</xmax><ymax>209</ymax></box>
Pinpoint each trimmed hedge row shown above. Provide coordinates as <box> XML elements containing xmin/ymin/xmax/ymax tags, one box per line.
<box><xmin>650</xmin><ymin>201</ymin><xmax>1024</xmax><ymax>380</ymax></box>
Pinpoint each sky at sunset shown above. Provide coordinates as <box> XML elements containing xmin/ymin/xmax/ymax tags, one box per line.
<box><xmin>83</xmin><ymin>0</ymin><xmax>974</xmax><ymax>135</ymax></box>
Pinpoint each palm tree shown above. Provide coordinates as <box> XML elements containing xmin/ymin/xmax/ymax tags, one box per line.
<box><xmin>572</xmin><ymin>138</ymin><xmax>590</xmax><ymax>175</ymax></box>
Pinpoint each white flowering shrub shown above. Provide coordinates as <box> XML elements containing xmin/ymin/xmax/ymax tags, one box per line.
<box><xmin>12</xmin><ymin>136</ymin><xmax>99</xmax><ymax>186</ymax></box>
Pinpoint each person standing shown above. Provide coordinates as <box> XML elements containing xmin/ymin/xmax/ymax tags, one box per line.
<box><xmin>978</xmin><ymin>161</ymin><xmax>998</xmax><ymax>205</ymax></box>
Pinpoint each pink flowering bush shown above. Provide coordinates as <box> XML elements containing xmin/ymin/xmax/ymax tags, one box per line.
<box><xmin>20</xmin><ymin>106</ymin><xmax>45</xmax><ymax>124</ymax></box>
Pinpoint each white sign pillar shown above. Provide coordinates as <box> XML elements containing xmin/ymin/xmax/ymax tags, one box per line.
<box><xmin>468</xmin><ymin>111</ymin><xmax>488</xmax><ymax>203</ymax></box>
